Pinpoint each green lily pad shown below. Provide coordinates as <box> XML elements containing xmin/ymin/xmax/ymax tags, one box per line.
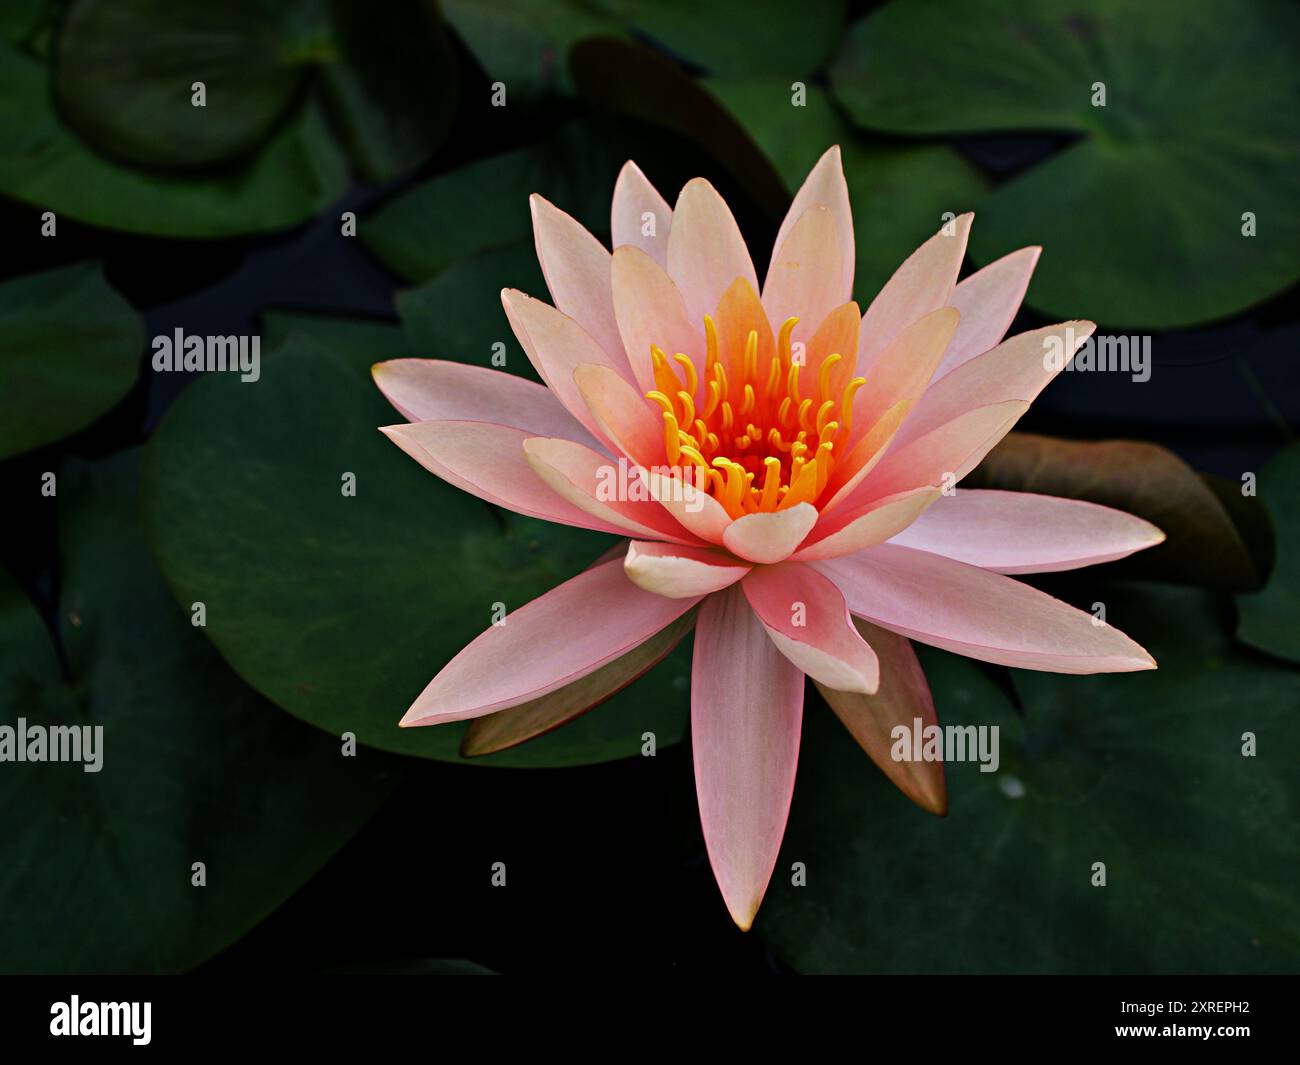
<box><xmin>0</xmin><ymin>42</ymin><xmax>348</xmax><ymax>236</ymax></box>
<box><xmin>759</xmin><ymin>584</ymin><xmax>1300</xmax><ymax>972</ymax></box>
<box><xmin>141</xmin><ymin>332</ymin><xmax>691</xmax><ymax>765</ymax></box>
<box><xmin>54</xmin><ymin>0</ymin><xmax>315</xmax><ymax>168</ymax></box>
<box><xmin>830</xmin><ymin>0</ymin><xmax>1300</xmax><ymax>327</ymax></box>
<box><xmin>315</xmin><ymin>0</ymin><xmax>459</xmax><ymax>181</ymax></box>
<box><xmin>706</xmin><ymin>78</ymin><xmax>989</xmax><ymax>301</ymax></box>
<box><xmin>363</xmin><ymin>122</ymin><xmax>630</xmax><ymax>283</ymax></box>
<box><xmin>261</xmin><ymin>310</ymin><xmax>413</xmax><ymax>360</ymax></box>
<box><xmin>0</xmin><ymin>452</ymin><xmax>397</xmax><ymax>973</ymax></box>
<box><xmin>0</xmin><ymin>263</ymin><xmax>143</xmax><ymax>461</ymax></box>
<box><xmin>1237</xmin><ymin>444</ymin><xmax>1300</xmax><ymax>663</ymax></box>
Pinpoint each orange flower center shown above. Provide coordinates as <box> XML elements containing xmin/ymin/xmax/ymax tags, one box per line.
<box><xmin>645</xmin><ymin>314</ymin><xmax>866</xmax><ymax>519</ymax></box>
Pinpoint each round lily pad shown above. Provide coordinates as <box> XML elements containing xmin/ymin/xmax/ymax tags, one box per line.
<box><xmin>54</xmin><ymin>0</ymin><xmax>314</xmax><ymax>168</ymax></box>
<box><xmin>758</xmin><ymin>583</ymin><xmax>1300</xmax><ymax>972</ymax></box>
<box><xmin>141</xmin><ymin>330</ymin><xmax>691</xmax><ymax>765</ymax></box>
<box><xmin>0</xmin><ymin>452</ymin><xmax>398</xmax><ymax>973</ymax></box>
<box><xmin>830</xmin><ymin>0</ymin><xmax>1300</xmax><ymax>327</ymax></box>
<box><xmin>0</xmin><ymin>262</ymin><xmax>142</xmax><ymax>461</ymax></box>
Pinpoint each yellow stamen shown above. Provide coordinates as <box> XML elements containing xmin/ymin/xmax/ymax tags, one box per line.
<box><xmin>818</xmin><ymin>353</ymin><xmax>842</xmax><ymax>403</ymax></box>
<box><xmin>674</xmin><ymin>353</ymin><xmax>698</xmax><ymax>397</ymax></box>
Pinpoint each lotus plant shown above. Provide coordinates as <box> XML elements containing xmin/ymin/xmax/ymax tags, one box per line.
<box><xmin>374</xmin><ymin>147</ymin><xmax>1163</xmax><ymax>930</ymax></box>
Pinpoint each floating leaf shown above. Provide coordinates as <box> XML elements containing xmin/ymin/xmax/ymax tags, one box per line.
<box><xmin>760</xmin><ymin>584</ymin><xmax>1300</xmax><ymax>972</ymax></box>
<box><xmin>0</xmin><ymin>452</ymin><xmax>397</xmax><ymax>973</ymax></box>
<box><xmin>965</xmin><ymin>432</ymin><xmax>1262</xmax><ymax>592</ymax></box>
<box><xmin>0</xmin><ymin>263</ymin><xmax>142</xmax><ymax>460</ymax></box>
<box><xmin>830</xmin><ymin>0</ymin><xmax>1300</xmax><ymax>327</ymax></box>
<box><xmin>0</xmin><ymin>43</ymin><xmax>348</xmax><ymax>236</ymax></box>
<box><xmin>1237</xmin><ymin>443</ymin><xmax>1300</xmax><ymax>663</ymax></box>
<box><xmin>142</xmin><ymin>332</ymin><xmax>690</xmax><ymax>765</ymax></box>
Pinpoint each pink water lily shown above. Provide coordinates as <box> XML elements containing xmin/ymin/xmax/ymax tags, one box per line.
<box><xmin>374</xmin><ymin>147</ymin><xmax>1163</xmax><ymax>930</ymax></box>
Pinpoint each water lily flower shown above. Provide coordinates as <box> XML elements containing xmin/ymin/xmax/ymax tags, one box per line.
<box><xmin>374</xmin><ymin>147</ymin><xmax>1163</xmax><ymax>931</ymax></box>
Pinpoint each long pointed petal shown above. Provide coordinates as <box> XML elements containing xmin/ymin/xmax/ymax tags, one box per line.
<box><xmin>573</xmin><ymin>363</ymin><xmax>664</xmax><ymax>468</ymax></box>
<box><xmin>530</xmin><ymin>193</ymin><xmax>624</xmax><ymax>362</ymax></box>
<box><xmin>857</xmin><ymin>213</ymin><xmax>971</xmax><ymax>374</ymax></box>
<box><xmin>722</xmin><ymin>504</ymin><xmax>819</xmax><ymax>564</ymax></box>
<box><xmin>768</xmin><ymin>145</ymin><xmax>853</xmax><ymax>305</ymax></box>
<box><xmin>889</xmin><ymin>490</ymin><xmax>1165</xmax><ymax>573</ymax></box>
<box><xmin>381</xmin><ymin>421</ymin><xmax>629</xmax><ymax>535</ymax></box>
<box><xmin>743</xmin><ymin>562</ymin><xmax>879</xmax><ymax>694</ymax></box>
<box><xmin>818</xmin><ymin>543</ymin><xmax>1157</xmax><ymax>674</ymax></box>
<box><xmin>937</xmin><ymin>245</ymin><xmax>1041</xmax><ymax>379</ymax></box>
<box><xmin>667</xmin><ymin>178</ymin><xmax>758</xmax><ymax>328</ymax></box>
<box><xmin>692</xmin><ymin>585</ymin><xmax>804</xmax><ymax>931</ymax></box>
<box><xmin>372</xmin><ymin>359</ymin><xmax>599</xmax><ymax>450</ymax></box>
<box><xmin>611</xmin><ymin>160</ymin><xmax>673</xmax><ymax>266</ymax></box>
<box><xmin>460</xmin><ymin>609</ymin><xmax>696</xmax><ymax>756</ymax></box>
<box><xmin>611</xmin><ymin>244</ymin><xmax>702</xmax><ymax>396</ymax></box>
<box><xmin>814</xmin><ymin>619</ymin><xmax>947</xmax><ymax>815</ymax></box>
<box><xmin>402</xmin><ymin>558</ymin><xmax>701</xmax><ymax>725</ymax></box>
<box><xmin>795</xmin><ymin>487</ymin><xmax>941</xmax><ymax>561</ymax></box>
<box><xmin>762</xmin><ymin>205</ymin><xmax>844</xmax><ymax>346</ymax></box>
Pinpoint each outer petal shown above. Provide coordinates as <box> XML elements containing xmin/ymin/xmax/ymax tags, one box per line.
<box><xmin>768</xmin><ymin>145</ymin><xmax>853</xmax><ymax>305</ymax></box>
<box><xmin>401</xmin><ymin>558</ymin><xmax>701</xmax><ymax>725</ymax></box>
<box><xmin>795</xmin><ymin>487</ymin><xmax>941</xmax><ymax>561</ymax></box>
<box><xmin>937</xmin><ymin>246</ymin><xmax>1041</xmax><ymax>379</ymax></box>
<box><xmin>381</xmin><ymin>421</ymin><xmax>630</xmax><ymax>535</ymax></box>
<box><xmin>813</xmin><ymin>618</ymin><xmax>947</xmax><ymax>815</ymax></box>
<box><xmin>722</xmin><ymin>504</ymin><xmax>819</xmax><ymax>564</ymax></box>
<box><xmin>523</xmin><ymin>437</ymin><xmax>703</xmax><ymax>545</ymax></box>
<box><xmin>857</xmin><ymin>213</ymin><xmax>971</xmax><ymax>375</ymax></box>
<box><xmin>894</xmin><ymin>321</ymin><xmax>1095</xmax><ymax>449</ymax></box>
<box><xmin>692</xmin><ymin>585</ymin><xmax>804</xmax><ymax>931</ymax></box>
<box><xmin>611</xmin><ymin>245</ymin><xmax>702</xmax><ymax>396</ymax></box>
<box><xmin>888</xmin><ymin>490</ymin><xmax>1166</xmax><ymax>573</ymax></box>
<box><xmin>611</xmin><ymin>160</ymin><xmax>672</xmax><ymax>266</ymax></box>
<box><xmin>624</xmin><ymin>540</ymin><xmax>750</xmax><ymax>598</ymax></box>
<box><xmin>372</xmin><ymin>359</ymin><xmax>599</xmax><ymax>450</ymax></box>
<box><xmin>762</xmin><ymin>205</ymin><xmax>844</xmax><ymax>346</ymax></box>
<box><xmin>460</xmin><ymin>609</ymin><xmax>696</xmax><ymax>756</ymax></box>
<box><xmin>818</xmin><ymin>543</ymin><xmax>1157</xmax><ymax>674</ymax></box>
<box><xmin>502</xmin><ymin>289</ymin><xmax>637</xmax><ymax>442</ymax></box>
<box><xmin>530</xmin><ymin>193</ymin><xmax>624</xmax><ymax>362</ymax></box>
<box><xmin>667</xmin><ymin>177</ymin><xmax>759</xmax><ymax>328</ymax></box>
<box><xmin>742</xmin><ymin>562</ymin><xmax>879</xmax><ymax>694</ymax></box>
<box><xmin>844</xmin><ymin>400</ymin><xmax>1028</xmax><ymax>506</ymax></box>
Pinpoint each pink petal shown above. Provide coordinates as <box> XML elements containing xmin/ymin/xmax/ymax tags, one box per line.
<box><xmin>402</xmin><ymin>558</ymin><xmax>702</xmax><ymax>725</ymax></box>
<box><xmin>894</xmin><ymin>321</ymin><xmax>1095</xmax><ymax>449</ymax></box>
<box><xmin>372</xmin><ymin>359</ymin><xmax>599</xmax><ymax>450</ymax></box>
<box><xmin>814</xmin><ymin>619</ymin><xmax>947</xmax><ymax>815</ymax></box>
<box><xmin>640</xmin><ymin>468</ymin><xmax>732</xmax><ymax>545</ymax></box>
<box><xmin>523</xmin><ymin>437</ymin><xmax>704</xmax><ymax>545</ymax></box>
<box><xmin>762</xmin><ymin>205</ymin><xmax>845</xmax><ymax>347</ymax></box>
<box><xmin>611</xmin><ymin>245</ymin><xmax>703</xmax><ymax>397</ymax></box>
<box><xmin>722</xmin><ymin>503</ymin><xmax>819</xmax><ymax>564</ymax></box>
<box><xmin>611</xmin><ymin>160</ymin><xmax>673</xmax><ymax>267</ymax></box>
<box><xmin>692</xmin><ymin>585</ymin><xmax>804</xmax><ymax>930</ymax></box>
<box><xmin>889</xmin><ymin>490</ymin><xmax>1165</xmax><ymax>574</ymax></box>
<box><xmin>667</xmin><ymin>177</ymin><xmax>758</xmax><ymax>329</ymax></box>
<box><xmin>742</xmin><ymin>562</ymin><xmax>879</xmax><ymax>694</ymax></box>
<box><xmin>844</xmin><ymin>400</ymin><xmax>1028</xmax><ymax>506</ymax></box>
<box><xmin>624</xmin><ymin>540</ymin><xmax>750</xmax><ymax>598</ymax></box>
<box><xmin>937</xmin><ymin>246</ymin><xmax>1041</xmax><ymax>379</ymax></box>
<box><xmin>768</xmin><ymin>145</ymin><xmax>854</xmax><ymax>307</ymax></box>
<box><xmin>795</xmin><ymin>487</ymin><xmax>941</xmax><ymax>561</ymax></box>
<box><xmin>818</xmin><ymin>543</ymin><xmax>1157</xmax><ymax>673</ymax></box>
<box><xmin>530</xmin><ymin>193</ymin><xmax>624</xmax><ymax>362</ymax></box>
<box><xmin>857</xmin><ymin>213</ymin><xmax>971</xmax><ymax>375</ymax></box>
<box><xmin>381</xmin><ymin>421</ymin><xmax>629</xmax><ymax>534</ymax></box>
<box><xmin>573</xmin><ymin>363</ymin><xmax>665</xmax><ymax>469</ymax></box>
<box><xmin>843</xmin><ymin>305</ymin><xmax>959</xmax><ymax>454</ymax></box>
<box><xmin>501</xmin><ymin>289</ymin><xmax>637</xmax><ymax>443</ymax></box>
